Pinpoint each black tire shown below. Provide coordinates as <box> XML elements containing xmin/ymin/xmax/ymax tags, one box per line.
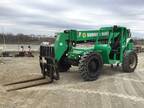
<box><xmin>79</xmin><ymin>52</ymin><xmax>103</xmax><ymax>81</ymax></box>
<box><xmin>122</xmin><ymin>51</ymin><xmax>138</xmax><ymax>72</ymax></box>
<box><xmin>58</xmin><ymin>56</ymin><xmax>71</xmax><ymax>72</ymax></box>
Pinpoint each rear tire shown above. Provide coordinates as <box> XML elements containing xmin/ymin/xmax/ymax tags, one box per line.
<box><xmin>122</xmin><ymin>51</ymin><xmax>138</xmax><ymax>72</ymax></box>
<box><xmin>79</xmin><ymin>52</ymin><xmax>103</xmax><ymax>81</ymax></box>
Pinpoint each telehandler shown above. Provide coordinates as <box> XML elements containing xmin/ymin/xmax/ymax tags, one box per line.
<box><xmin>39</xmin><ymin>25</ymin><xmax>138</xmax><ymax>82</ymax></box>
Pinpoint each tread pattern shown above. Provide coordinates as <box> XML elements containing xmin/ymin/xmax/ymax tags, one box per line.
<box><xmin>122</xmin><ymin>51</ymin><xmax>138</xmax><ymax>72</ymax></box>
<box><xmin>79</xmin><ymin>52</ymin><xmax>103</xmax><ymax>81</ymax></box>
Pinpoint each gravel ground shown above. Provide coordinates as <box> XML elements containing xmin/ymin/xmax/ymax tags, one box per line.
<box><xmin>0</xmin><ymin>53</ymin><xmax>144</xmax><ymax>108</ymax></box>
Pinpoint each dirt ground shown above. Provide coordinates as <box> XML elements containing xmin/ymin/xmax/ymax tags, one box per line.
<box><xmin>0</xmin><ymin>53</ymin><xmax>144</xmax><ymax>108</ymax></box>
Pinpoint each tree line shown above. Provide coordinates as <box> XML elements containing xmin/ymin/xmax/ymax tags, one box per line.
<box><xmin>0</xmin><ymin>33</ymin><xmax>143</xmax><ymax>45</ymax></box>
<box><xmin>0</xmin><ymin>33</ymin><xmax>55</xmax><ymax>44</ymax></box>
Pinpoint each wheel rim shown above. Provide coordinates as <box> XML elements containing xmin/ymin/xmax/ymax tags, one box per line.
<box><xmin>88</xmin><ymin>59</ymin><xmax>99</xmax><ymax>74</ymax></box>
<box><xmin>129</xmin><ymin>55</ymin><xmax>136</xmax><ymax>69</ymax></box>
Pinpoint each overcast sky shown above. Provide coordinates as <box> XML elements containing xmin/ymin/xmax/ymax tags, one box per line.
<box><xmin>0</xmin><ymin>0</ymin><xmax>144</xmax><ymax>38</ymax></box>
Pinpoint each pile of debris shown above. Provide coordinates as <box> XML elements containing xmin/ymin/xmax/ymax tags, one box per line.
<box><xmin>15</xmin><ymin>46</ymin><xmax>34</xmax><ymax>57</ymax></box>
<box><xmin>134</xmin><ymin>45</ymin><xmax>144</xmax><ymax>53</ymax></box>
<box><xmin>0</xmin><ymin>45</ymin><xmax>34</xmax><ymax>57</ymax></box>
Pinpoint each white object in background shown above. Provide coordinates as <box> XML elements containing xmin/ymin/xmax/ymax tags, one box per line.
<box><xmin>41</xmin><ymin>42</ymin><xmax>50</xmax><ymax>46</ymax></box>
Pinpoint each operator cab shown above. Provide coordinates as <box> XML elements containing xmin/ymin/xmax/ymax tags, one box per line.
<box><xmin>98</xmin><ymin>26</ymin><xmax>122</xmax><ymax>61</ymax></box>
<box><xmin>109</xmin><ymin>35</ymin><xmax>120</xmax><ymax>60</ymax></box>
<box><xmin>110</xmin><ymin>26</ymin><xmax>121</xmax><ymax>60</ymax></box>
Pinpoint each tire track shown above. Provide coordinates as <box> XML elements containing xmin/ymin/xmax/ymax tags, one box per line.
<box><xmin>58</xmin><ymin>88</ymin><xmax>144</xmax><ymax>102</ymax></box>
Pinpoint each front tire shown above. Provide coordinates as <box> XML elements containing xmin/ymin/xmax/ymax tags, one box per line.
<box><xmin>122</xmin><ymin>51</ymin><xmax>138</xmax><ymax>72</ymax></box>
<box><xmin>58</xmin><ymin>56</ymin><xmax>71</xmax><ymax>72</ymax></box>
<box><xmin>79</xmin><ymin>52</ymin><xmax>103</xmax><ymax>81</ymax></box>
